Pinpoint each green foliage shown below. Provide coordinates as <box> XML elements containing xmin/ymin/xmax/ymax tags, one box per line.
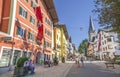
<box><xmin>16</xmin><ymin>57</ymin><xmax>28</xmax><ymax>67</ymax></box>
<box><xmin>93</xmin><ymin>0</ymin><xmax>120</xmax><ymax>33</ymax></box>
<box><xmin>78</xmin><ymin>39</ymin><xmax>88</xmax><ymax>54</ymax></box>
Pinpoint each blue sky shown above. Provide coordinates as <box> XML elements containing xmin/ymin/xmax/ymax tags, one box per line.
<box><xmin>54</xmin><ymin>0</ymin><xmax>100</xmax><ymax>49</ymax></box>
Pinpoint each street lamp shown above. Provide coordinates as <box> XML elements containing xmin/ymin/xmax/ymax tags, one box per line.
<box><xmin>80</xmin><ymin>27</ymin><xmax>83</xmax><ymax>31</ymax></box>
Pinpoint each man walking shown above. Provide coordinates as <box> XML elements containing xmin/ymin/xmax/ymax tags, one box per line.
<box><xmin>80</xmin><ymin>56</ymin><xmax>84</xmax><ymax>67</ymax></box>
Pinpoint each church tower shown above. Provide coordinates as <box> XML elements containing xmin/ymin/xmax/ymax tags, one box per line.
<box><xmin>88</xmin><ymin>16</ymin><xmax>96</xmax><ymax>42</ymax></box>
<box><xmin>87</xmin><ymin>16</ymin><xmax>96</xmax><ymax>58</ymax></box>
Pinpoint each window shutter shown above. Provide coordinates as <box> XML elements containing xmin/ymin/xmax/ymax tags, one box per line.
<box><xmin>16</xmin><ymin>26</ymin><xmax>20</xmax><ymax>35</ymax></box>
<box><xmin>28</xmin><ymin>32</ymin><xmax>30</xmax><ymax>39</ymax></box>
<box><xmin>24</xmin><ymin>30</ymin><xmax>26</xmax><ymax>38</ymax></box>
<box><xmin>30</xmin><ymin>16</ymin><xmax>32</xmax><ymax>22</ymax></box>
<box><xmin>19</xmin><ymin>7</ymin><xmax>22</xmax><ymax>15</ymax></box>
<box><xmin>32</xmin><ymin>34</ymin><xmax>34</xmax><ymax>41</ymax></box>
<box><xmin>25</xmin><ymin>11</ymin><xmax>27</xmax><ymax>18</ymax></box>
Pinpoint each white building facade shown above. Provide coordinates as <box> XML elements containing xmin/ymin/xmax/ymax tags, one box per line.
<box><xmin>97</xmin><ymin>28</ymin><xmax>120</xmax><ymax>60</ymax></box>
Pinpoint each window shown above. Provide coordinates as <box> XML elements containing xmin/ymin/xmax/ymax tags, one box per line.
<box><xmin>25</xmin><ymin>0</ymin><xmax>28</xmax><ymax>2</ymax></box>
<box><xmin>57</xmin><ymin>44</ymin><xmax>60</xmax><ymax>49</ymax></box>
<box><xmin>28</xmin><ymin>52</ymin><xmax>32</xmax><ymax>59</ymax></box>
<box><xmin>13</xmin><ymin>50</ymin><xmax>21</xmax><ymax>65</ymax></box>
<box><xmin>19</xmin><ymin>7</ymin><xmax>27</xmax><ymax>18</ymax></box>
<box><xmin>102</xmin><ymin>42</ymin><xmax>104</xmax><ymax>45</ymax></box>
<box><xmin>22</xmin><ymin>51</ymin><xmax>27</xmax><ymax>57</ymax></box>
<box><xmin>45</xmin><ymin>18</ymin><xmax>48</xmax><ymax>23</ymax></box>
<box><xmin>106</xmin><ymin>47</ymin><xmax>107</xmax><ymax>50</ymax></box>
<box><xmin>51</xmin><ymin>22</ymin><xmax>53</xmax><ymax>26</ymax></box>
<box><xmin>105</xmin><ymin>40</ymin><xmax>106</xmax><ymax>44</ymax></box>
<box><xmin>35</xmin><ymin>0</ymin><xmax>38</xmax><ymax>4</ymax></box>
<box><xmin>0</xmin><ymin>48</ymin><xmax>12</xmax><ymax>67</ymax></box>
<box><xmin>108</xmin><ymin>45</ymin><xmax>113</xmax><ymax>49</ymax></box>
<box><xmin>57</xmin><ymin>35</ymin><xmax>58</xmax><ymax>40</ymax></box>
<box><xmin>31</xmin><ymin>1</ymin><xmax>36</xmax><ymax>7</ymax></box>
<box><xmin>45</xmin><ymin>29</ymin><xmax>52</xmax><ymax>37</ymax></box>
<box><xmin>102</xmin><ymin>37</ymin><xmax>103</xmax><ymax>40</ymax></box>
<box><xmin>45</xmin><ymin>18</ymin><xmax>52</xmax><ymax>26</ymax></box>
<box><xmin>44</xmin><ymin>41</ymin><xmax>51</xmax><ymax>48</ymax></box>
<box><xmin>44</xmin><ymin>41</ymin><xmax>47</xmax><ymax>48</ymax></box>
<box><xmin>28</xmin><ymin>32</ymin><xmax>34</xmax><ymax>41</ymax></box>
<box><xmin>45</xmin><ymin>28</ymin><xmax>47</xmax><ymax>34</ymax></box>
<box><xmin>16</xmin><ymin>26</ymin><xmax>26</xmax><ymax>38</ymax></box>
<box><xmin>107</xmin><ymin>38</ymin><xmax>112</xmax><ymax>42</ymax></box>
<box><xmin>30</xmin><ymin>16</ymin><xmax>35</xmax><ymax>24</ymax></box>
<box><xmin>103</xmin><ymin>48</ymin><xmax>105</xmax><ymax>51</ymax></box>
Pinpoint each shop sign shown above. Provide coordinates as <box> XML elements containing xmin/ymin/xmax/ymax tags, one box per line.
<box><xmin>1</xmin><ymin>37</ymin><xmax>12</xmax><ymax>41</ymax></box>
<box><xmin>4</xmin><ymin>40</ymin><xmax>15</xmax><ymax>45</ymax></box>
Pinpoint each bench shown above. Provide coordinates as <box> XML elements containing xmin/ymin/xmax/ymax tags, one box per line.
<box><xmin>105</xmin><ymin>61</ymin><xmax>115</xmax><ymax>69</ymax></box>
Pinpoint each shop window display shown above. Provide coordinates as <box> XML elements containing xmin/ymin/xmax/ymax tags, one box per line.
<box><xmin>12</xmin><ymin>50</ymin><xmax>21</xmax><ymax>65</ymax></box>
<box><xmin>23</xmin><ymin>51</ymin><xmax>27</xmax><ymax>57</ymax></box>
<box><xmin>28</xmin><ymin>52</ymin><xmax>32</xmax><ymax>59</ymax></box>
<box><xmin>0</xmin><ymin>48</ymin><xmax>12</xmax><ymax>67</ymax></box>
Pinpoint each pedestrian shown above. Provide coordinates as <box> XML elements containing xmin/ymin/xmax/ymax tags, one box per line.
<box><xmin>77</xmin><ymin>56</ymin><xmax>80</xmax><ymax>67</ymax></box>
<box><xmin>54</xmin><ymin>56</ymin><xmax>58</xmax><ymax>65</ymax></box>
<box><xmin>80</xmin><ymin>56</ymin><xmax>84</xmax><ymax>67</ymax></box>
<box><xmin>23</xmin><ymin>59</ymin><xmax>29</xmax><ymax>75</ymax></box>
<box><xmin>29</xmin><ymin>59</ymin><xmax>35</xmax><ymax>74</ymax></box>
<box><xmin>75</xmin><ymin>57</ymin><xmax>79</xmax><ymax>64</ymax></box>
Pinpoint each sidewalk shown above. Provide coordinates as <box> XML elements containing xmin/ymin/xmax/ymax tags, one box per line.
<box><xmin>0</xmin><ymin>63</ymin><xmax>73</xmax><ymax>77</ymax></box>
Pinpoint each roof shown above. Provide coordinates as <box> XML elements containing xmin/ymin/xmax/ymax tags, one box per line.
<box><xmin>88</xmin><ymin>16</ymin><xmax>95</xmax><ymax>33</ymax></box>
<box><xmin>97</xmin><ymin>26</ymin><xmax>113</xmax><ymax>33</ymax></box>
<box><xmin>43</xmin><ymin>0</ymin><xmax>59</xmax><ymax>24</ymax></box>
<box><xmin>88</xmin><ymin>41</ymin><xmax>94</xmax><ymax>45</ymax></box>
<box><xmin>59</xmin><ymin>24</ymin><xmax>69</xmax><ymax>39</ymax></box>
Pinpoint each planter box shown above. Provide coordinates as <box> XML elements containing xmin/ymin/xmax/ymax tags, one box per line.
<box><xmin>13</xmin><ymin>67</ymin><xmax>24</xmax><ymax>77</ymax></box>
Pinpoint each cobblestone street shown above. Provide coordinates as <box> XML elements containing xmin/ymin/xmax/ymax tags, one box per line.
<box><xmin>0</xmin><ymin>61</ymin><xmax>120</xmax><ymax>77</ymax></box>
<box><xmin>66</xmin><ymin>61</ymin><xmax>120</xmax><ymax>77</ymax></box>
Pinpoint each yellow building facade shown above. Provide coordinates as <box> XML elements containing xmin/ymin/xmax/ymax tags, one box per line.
<box><xmin>53</xmin><ymin>25</ymin><xmax>61</xmax><ymax>60</ymax></box>
<box><xmin>59</xmin><ymin>24</ymin><xmax>68</xmax><ymax>61</ymax></box>
<box><xmin>53</xmin><ymin>24</ymin><xmax>68</xmax><ymax>62</ymax></box>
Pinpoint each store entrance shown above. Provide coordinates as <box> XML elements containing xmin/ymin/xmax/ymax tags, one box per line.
<box><xmin>36</xmin><ymin>52</ymin><xmax>41</xmax><ymax>64</ymax></box>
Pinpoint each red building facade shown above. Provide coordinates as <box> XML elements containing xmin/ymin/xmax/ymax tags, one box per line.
<box><xmin>0</xmin><ymin>0</ymin><xmax>58</xmax><ymax>72</ymax></box>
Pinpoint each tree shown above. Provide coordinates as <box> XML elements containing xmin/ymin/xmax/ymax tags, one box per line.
<box><xmin>78</xmin><ymin>39</ymin><xmax>88</xmax><ymax>55</ymax></box>
<box><xmin>93</xmin><ymin>0</ymin><xmax>120</xmax><ymax>33</ymax></box>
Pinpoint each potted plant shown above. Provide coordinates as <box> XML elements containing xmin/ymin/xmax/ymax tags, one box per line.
<box><xmin>13</xmin><ymin>57</ymin><xmax>28</xmax><ymax>77</ymax></box>
<box><xmin>62</xmin><ymin>56</ymin><xmax>65</xmax><ymax>63</ymax></box>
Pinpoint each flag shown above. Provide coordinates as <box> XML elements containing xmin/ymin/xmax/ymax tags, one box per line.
<box><xmin>34</xmin><ymin>6</ymin><xmax>43</xmax><ymax>41</ymax></box>
<box><xmin>34</xmin><ymin>6</ymin><xmax>43</xmax><ymax>22</ymax></box>
<box><xmin>37</xmin><ymin>25</ymin><xmax>43</xmax><ymax>41</ymax></box>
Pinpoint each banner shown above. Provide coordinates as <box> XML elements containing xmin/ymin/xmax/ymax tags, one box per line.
<box><xmin>34</xmin><ymin>6</ymin><xmax>43</xmax><ymax>41</ymax></box>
